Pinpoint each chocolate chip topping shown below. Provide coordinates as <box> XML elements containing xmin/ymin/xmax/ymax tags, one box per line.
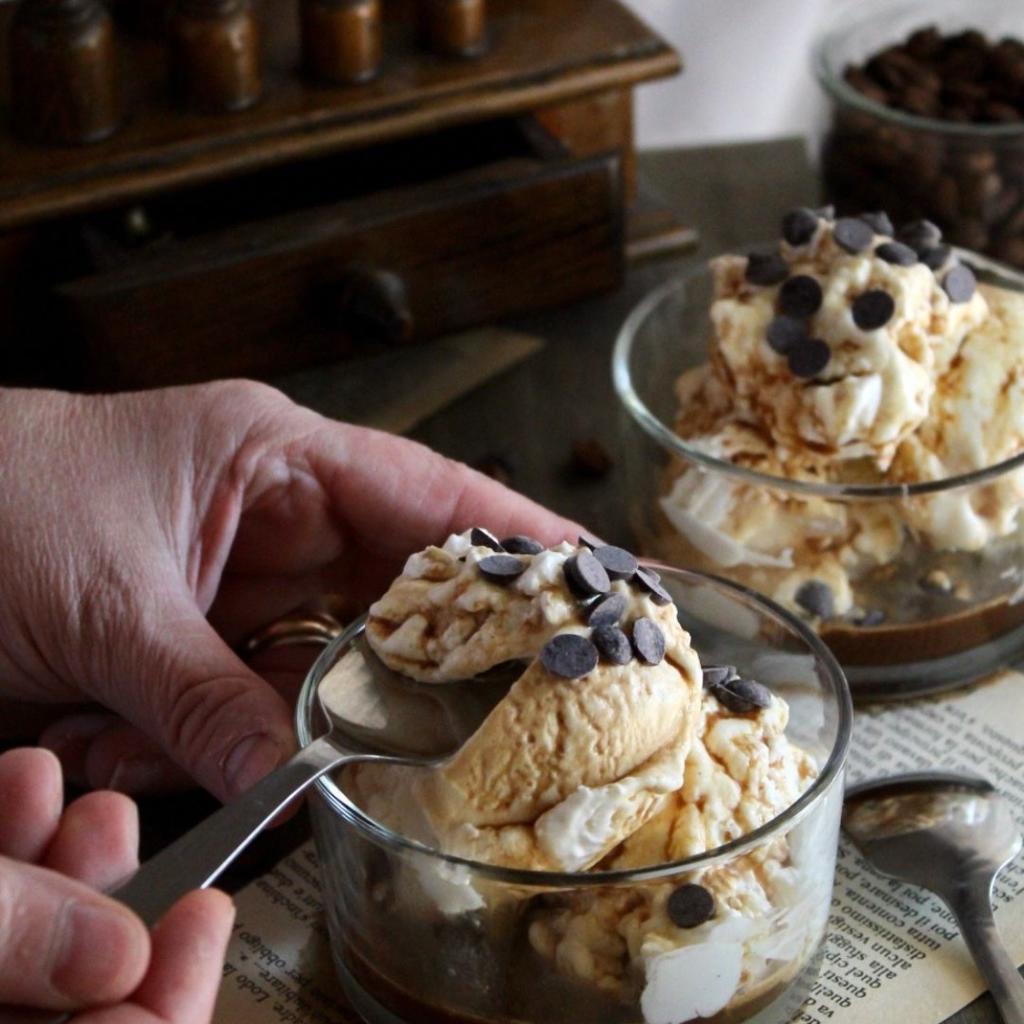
<box><xmin>592</xmin><ymin>545</ymin><xmax>639</xmax><ymax>581</ymax></box>
<box><xmin>470</xmin><ymin>527</ymin><xmax>503</xmax><ymax>551</ymax></box>
<box><xmin>702</xmin><ymin>664</ymin><xmax>738</xmax><ymax>689</ymax></box>
<box><xmin>875</xmin><ymin>241</ymin><xmax>918</xmax><ymax>266</ymax></box>
<box><xmin>852</xmin><ymin>289</ymin><xmax>896</xmax><ymax>330</ymax></box>
<box><xmin>578</xmin><ymin>534</ymin><xmax>600</xmax><ymax>551</ymax></box>
<box><xmin>795</xmin><ymin>579</ymin><xmax>835</xmax><ymax>619</ymax></box>
<box><xmin>781</xmin><ymin>207</ymin><xmax>820</xmax><ymax>246</ymax></box>
<box><xmin>778</xmin><ymin>275</ymin><xmax>823</xmax><ymax>318</ymax></box>
<box><xmin>631</xmin><ymin>617</ymin><xmax>666</xmax><ymax>666</ymax></box>
<box><xmin>540</xmin><ymin>634</ymin><xmax>599</xmax><ymax>679</ymax></box>
<box><xmin>766</xmin><ymin>315</ymin><xmax>807</xmax><ymax>355</ymax></box>
<box><xmin>477</xmin><ymin>554</ymin><xmax>527</xmax><ymax>582</ymax></box>
<box><xmin>634</xmin><ymin>566</ymin><xmax>673</xmax><ymax>606</ymax></box>
<box><xmin>858</xmin><ymin>211</ymin><xmax>895</xmax><ymax>237</ymax></box>
<box><xmin>714</xmin><ymin>677</ymin><xmax>773</xmax><ymax>713</ymax></box>
<box><xmin>834</xmin><ymin>217</ymin><xmax>875</xmax><ymax>253</ymax></box>
<box><xmin>666</xmin><ymin>884</ymin><xmax>716</xmax><ymax>929</ymax></box>
<box><xmin>943</xmin><ymin>264</ymin><xmax>977</xmax><ymax>303</ymax></box>
<box><xmin>787</xmin><ymin>338</ymin><xmax>831</xmax><ymax>378</ymax></box>
<box><xmin>856</xmin><ymin>608</ymin><xmax>887</xmax><ymax>627</ymax></box>
<box><xmin>897</xmin><ymin>219</ymin><xmax>943</xmax><ymax>253</ymax></box>
<box><xmin>587</xmin><ymin>592</ymin><xmax>627</xmax><ymax>628</ymax></box>
<box><xmin>592</xmin><ymin>624</ymin><xmax>632</xmax><ymax>665</ymax></box>
<box><xmin>500</xmin><ymin>534</ymin><xmax>544</xmax><ymax>556</ymax></box>
<box><xmin>745</xmin><ymin>251</ymin><xmax>789</xmax><ymax>286</ymax></box>
<box><xmin>564</xmin><ymin>549</ymin><xmax>611</xmax><ymax>598</ymax></box>
<box><xmin>920</xmin><ymin>244</ymin><xmax>952</xmax><ymax>271</ymax></box>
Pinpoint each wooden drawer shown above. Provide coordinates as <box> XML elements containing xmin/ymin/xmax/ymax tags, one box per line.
<box><xmin>52</xmin><ymin>118</ymin><xmax>623</xmax><ymax>388</ymax></box>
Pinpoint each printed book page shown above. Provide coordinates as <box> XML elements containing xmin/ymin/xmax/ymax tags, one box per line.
<box><xmin>214</xmin><ymin>669</ymin><xmax>1024</xmax><ymax>1024</ymax></box>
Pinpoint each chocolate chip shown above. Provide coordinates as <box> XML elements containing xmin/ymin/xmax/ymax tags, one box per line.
<box><xmin>477</xmin><ymin>554</ymin><xmax>526</xmax><ymax>582</ymax></box>
<box><xmin>564</xmin><ymin>550</ymin><xmax>611</xmax><ymax>598</ymax></box>
<box><xmin>501</xmin><ymin>535</ymin><xmax>544</xmax><ymax>555</ymax></box>
<box><xmin>632</xmin><ymin>617</ymin><xmax>666</xmax><ymax>666</ymax></box>
<box><xmin>666</xmin><ymin>884</ymin><xmax>715</xmax><ymax>929</ymax></box>
<box><xmin>634</xmin><ymin>566</ymin><xmax>673</xmax><ymax>606</ymax></box>
<box><xmin>541</xmin><ymin>634</ymin><xmax>599</xmax><ymax>679</ymax></box>
<box><xmin>702</xmin><ymin>664</ymin><xmax>738</xmax><ymax>689</ymax></box>
<box><xmin>766</xmin><ymin>315</ymin><xmax>807</xmax><ymax>355</ymax></box>
<box><xmin>578</xmin><ymin>534</ymin><xmax>600</xmax><ymax>550</ymax></box>
<box><xmin>897</xmin><ymin>219</ymin><xmax>942</xmax><ymax>252</ymax></box>
<box><xmin>593</xmin><ymin>545</ymin><xmax>639</xmax><ymax>581</ymax></box>
<box><xmin>714</xmin><ymin>677</ymin><xmax>773</xmax><ymax>713</ymax></box>
<box><xmin>795</xmin><ymin>579</ymin><xmax>835</xmax><ymax>619</ymax></box>
<box><xmin>859</xmin><ymin>211</ymin><xmax>895</xmax><ymax>236</ymax></box>
<box><xmin>781</xmin><ymin>207</ymin><xmax>820</xmax><ymax>246</ymax></box>
<box><xmin>856</xmin><ymin>609</ymin><xmax>887</xmax><ymax>627</ymax></box>
<box><xmin>592</xmin><ymin>624</ymin><xmax>632</xmax><ymax>665</ymax></box>
<box><xmin>852</xmin><ymin>289</ymin><xmax>896</xmax><ymax>330</ymax></box>
<box><xmin>778</xmin><ymin>275</ymin><xmax>823</xmax><ymax>318</ymax></box>
<box><xmin>834</xmin><ymin>217</ymin><xmax>875</xmax><ymax>253</ymax></box>
<box><xmin>470</xmin><ymin>527</ymin><xmax>503</xmax><ymax>551</ymax></box>
<box><xmin>745</xmin><ymin>251</ymin><xmax>789</xmax><ymax>286</ymax></box>
<box><xmin>875</xmin><ymin>241</ymin><xmax>918</xmax><ymax>266</ymax></box>
<box><xmin>787</xmin><ymin>338</ymin><xmax>831</xmax><ymax>378</ymax></box>
<box><xmin>920</xmin><ymin>244</ymin><xmax>952</xmax><ymax>271</ymax></box>
<box><xmin>943</xmin><ymin>264</ymin><xmax>977</xmax><ymax>303</ymax></box>
<box><xmin>588</xmin><ymin>592</ymin><xmax>627</xmax><ymax>628</ymax></box>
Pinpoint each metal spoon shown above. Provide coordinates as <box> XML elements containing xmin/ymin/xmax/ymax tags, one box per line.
<box><xmin>843</xmin><ymin>772</ymin><xmax>1024</xmax><ymax>1024</ymax></box>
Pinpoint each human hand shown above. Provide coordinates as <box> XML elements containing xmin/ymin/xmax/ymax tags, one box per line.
<box><xmin>0</xmin><ymin>382</ymin><xmax>579</xmax><ymax>801</ymax></box>
<box><xmin>0</xmin><ymin>747</ymin><xmax>234</xmax><ymax>1022</ymax></box>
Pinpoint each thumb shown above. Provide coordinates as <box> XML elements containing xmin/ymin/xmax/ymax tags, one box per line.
<box><xmin>0</xmin><ymin>856</ymin><xmax>150</xmax><ymax>1010</ymax></box>
<box><xmin>123</xmin><ymin>603</ymin><xmax>295</xmax><ymax>803</ymax></box>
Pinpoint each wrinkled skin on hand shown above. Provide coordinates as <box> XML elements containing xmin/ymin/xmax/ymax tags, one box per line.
<box><xmin>0</xmin><ymin>382</ymin><xmax>578</xmax><ymax>802</ymax></box>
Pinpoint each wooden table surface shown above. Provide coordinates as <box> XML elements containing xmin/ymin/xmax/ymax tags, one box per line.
<box><xmin>283</xmin><ymin>137</ymin><xmax>1004</xmax><ymax>1024</ymax></box>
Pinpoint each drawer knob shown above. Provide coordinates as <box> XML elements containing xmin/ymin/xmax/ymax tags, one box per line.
<box><xmin>332</xmin><ymin>264</ymin><xmax>414</xmax><ymax>346</ymax></box>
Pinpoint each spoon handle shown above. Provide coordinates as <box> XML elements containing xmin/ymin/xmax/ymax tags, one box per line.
<box><xmin>948</xmin><ymin>873</ymin><xmax>1024</xmax><ymax>1024</ymax></box>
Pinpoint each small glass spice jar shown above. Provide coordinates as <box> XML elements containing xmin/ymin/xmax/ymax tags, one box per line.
<box><xmin>301</xmin><ymin>0</ymin><xmax>381</xmax><ymax>85</ymax></box>
<box><xmin>418</xmin><ymin>0</ymin><xmax>487</xmax><ymax>59</ymax></box>
<box><xmin>9</xmin><ymin>0</ymin><xmax>120</xmax><ymax>145</ymax></box>
<box><xmin>168</xmin><ymin>0</ymin><xmax>261</xmax><ymax>113</ymax></box>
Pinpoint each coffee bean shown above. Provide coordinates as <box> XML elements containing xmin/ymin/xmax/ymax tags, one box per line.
<box><xmin>593</xmin><ymin>545</ymin><xmax>639</xmax><ymax>581</ymax></box>
<box><xmin>702</xmin><ymin>664</ymin><xmax>738</xmax><ymax>689</ymax></box>
<box><xmin>477</xmin><ymin>554</ymin><xmax>527</xmax><ymax>583</ymax></box>
<box><xmin>856</xmin><ymin>609</ymin><xmax>887</xmax><ymax>627</ymax></box>
<box><xmin>943</xmin><ymin>264</ymin><xmax>977</xmax><ymax>303</ymax></box>
<box><xmin>852</xmin><ymin>289</ymin><xmax>896</xmax><ymax>330</ymax></box>
<box><xmin>634</xmin><ymin>566</ymin><xmax>673</xmax><ymax>606</ymax></box>
<box><xmin>470</xmin><ymin>527</ymin><xmax>503</xmax><ymax>551</ymax></box>
<box><xmin>541</xmin><ymin>634</ymin><xmax>599</xmax><ymax>679</ymax></box>
<box><xmin>632</xmin><ymin>617</ymin><xmax>666</xmax><ymax>666</ymax></box>
<box><xmin>592</xmin><ymin>624</ymin><xmax>632</xmax><ymax>666</ymax></box>
<box><xmin>667</xmin><ymin>885</ymin><xmax>716</xmax><ymax>929</ymax></box>
<box><xmin>766</xmin><ymin>315</ymin><xmax>807</xmax><ymax>355</ymax></box>
<box><xmin>859</xmin><ymin>211</ymin><xmax>895</xmax><ymax>236</ymax></box>
<box><xmin>897</xmin><ymin>219</ymin><xmax>943</xmax><ymax>252</ymax></box>
<box><xmin>795</xmin><ymin>579</ymin><xmax>835</xmax><ymax>619</ymax></box>
<box><xmin>564</xmin><ymin>550</ymin><xmax>611</xmax><ymax>598</ymax></box>
<box><xmin>875</xmin><ymin>241</ymin><xmax>918</xmax><ymax>266</ymax></box>
<box><xmin>834</xmin><ymin>217</ymin><xmax>875</xmax><ymax>253</ymax></box>
<box><xmin>787</xmin><ymin>339</ymin><xmax>832</xmax><ymax>378</ymax></box>
<box><xmin>500</xmin><ymin>535</ymin><xmax>544</xmax><ymax>556</ymax></box>
<box><xmin>714</xmin><ymin>677</ymin><xmax>773</xmax><ymax>713</ymax></box>
<box><xmin>782</xmin><ymin>207</ymin><xmax>820</xmax><ymax>246</ymax></box>
<box><xmin>778</xmin><ymin>275</ymin><xmax>823</xmax><ymax>318</ymax></box>
<box><xmin>587</xmin><ymin>592</ymin><xmax>627</xmax><ymax>628</ymax></box>
<box><xmin>919</xmin><ymin>244</ymin><xmax>952</xmax><ymax>271</ymax></box>
<box><xmin>745</xmin><ymin>251</ymin><xmax>789</xmax><ymax>286</ymax></box>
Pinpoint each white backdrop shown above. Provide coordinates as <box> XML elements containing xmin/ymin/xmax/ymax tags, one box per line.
<box><xmin>620</xmin><ymin>0</ymin><xmax>838</xmax><ymax>149</ymax></box>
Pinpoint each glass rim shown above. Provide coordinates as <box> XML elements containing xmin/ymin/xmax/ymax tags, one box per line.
<box><xmin>612</xmin><ymin>268</ymin><xmax>1024</xmax><ymax>500</ymax></box>
<box><xmin>294</xmin><ymin>563</ymin><xmax>853</xmax><ymax>888</ymax></box>
<box><xmin>811</xmin><ymin>0</ymin><xmax>1024</xmax><ymax>140</ymax></box>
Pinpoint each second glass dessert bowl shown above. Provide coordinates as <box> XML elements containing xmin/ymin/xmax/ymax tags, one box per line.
<box><xmin>296</xmin><ymin>566</ymin><xmax>851</xmax><ymax>1024</ymax></box>
<box><xmin>613</xmin><ymin>257</ymin><xmax>1024</xmax><ymax>700</ymax></box>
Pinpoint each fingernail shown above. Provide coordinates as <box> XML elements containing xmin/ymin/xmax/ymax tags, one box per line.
<box><xmin>106</xmin><ymin>757</ymin><xmax>166</xmax><ymax>794</ymax></box>
<box><xmin>40</xmin><ymin>713</ymin><xmax>118</xmax><ymax>759</ymax></box>
<box><xmin>53</xmin><ymin>901</ymin><xmax>145</xmax><ymax>1001</ymax></box>
<box><xmin>224</xmin><ymin>734</ymin><xmax>283</xmax><ymax>798</ymax></box>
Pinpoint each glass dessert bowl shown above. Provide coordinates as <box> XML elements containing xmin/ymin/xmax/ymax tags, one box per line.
<box><xmin>295</xmin><ymin>538</ymin><xmax>851</xmax><ymax>1024</ymax></box>
<box><xmin>613</xmin><ymin>210</ymin><xmax>1024</xmax><ymax>698</ymax></box>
